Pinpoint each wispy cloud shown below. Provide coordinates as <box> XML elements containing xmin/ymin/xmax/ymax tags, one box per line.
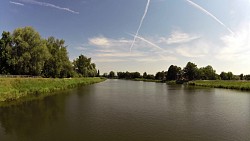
<box><xmin>10</xmin><ymin>1</ymin><xmax>24</xmax><ymax>6</ymax></box>
<box><xmin>19</xmin><ymin>0</ymin><xmax>79</xmax><ymax>14</ymax></box>
<box><xmin>130</xmin><ymin>0</ymin><xmax>151</xmax><ymax>51</ymax></box>
<box><xmin>128</xmin><ymin>33</ymin><xmax>167</xmax><ymax>52</ymax></box>
<box><xmin>217</xmin><ymin>23</ymin><xmax>250</xmax><ymax>61</ymax></box>
<box><xmin>159</xmin><ymin>31</ymin><xmax>200</xmax><ymax>44</ymax></box>
<box><xmin>186</xmin><ymin>0</ymin><xmax>234</xmax><ymax>34</ymax></box>
<box><xmin>175</xmin><ymin>41</ymin><xmax>210</xmax><ymax>58</ymax></box>
<box><xmin>76</xmin><ymin>35</ymin><xmax>175</xmax><ymax>63</ymax></box>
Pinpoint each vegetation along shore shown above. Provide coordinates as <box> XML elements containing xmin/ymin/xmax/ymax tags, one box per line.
<box><xmin>0</xmin><ymin>77</ymin><xmax>105</xmax><ymax>102</ymax></box>
<box><xmin>188</xmin><ymin>80</ymin><xmax>250</xmax><ymax>91</ymax></box>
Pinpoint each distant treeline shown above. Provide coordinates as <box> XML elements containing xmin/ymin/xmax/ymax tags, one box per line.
<box><xmin>0</xmin><ymin>27</ymin><xmax>98</xmax><ymax>78</ymax></box>
<box><xmin>106</xmin><ymin>62</ymin><xmax>249</xmax><ymax>81</ymax></box>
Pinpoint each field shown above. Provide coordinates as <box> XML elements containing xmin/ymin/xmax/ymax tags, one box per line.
<box><xmin>0</xmin><ymin>77</ymin><xmax>106</xmax><ymax>102</ymax></box>
<box><xmin>188</xmin><ymin>80</ymin><xmax>250</xmax><ymax>91</ymax></box>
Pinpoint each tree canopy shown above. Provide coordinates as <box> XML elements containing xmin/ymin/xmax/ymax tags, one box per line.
<box><xmin>0</xmin><ymin>27</ymin><xmax>97</xmax><ymax>78</ymax></box>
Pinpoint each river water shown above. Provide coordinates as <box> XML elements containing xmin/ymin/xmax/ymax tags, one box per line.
<box><xmin>0</xmin><ymin>79</ymin><xmax>250</xmax><ymax>141</ymax></box>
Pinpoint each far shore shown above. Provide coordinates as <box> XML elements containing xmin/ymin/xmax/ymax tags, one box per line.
<box><xmin>188</xmin><ymin>80</ymin><xmax>250</xmax><ymax>91</ymax></box>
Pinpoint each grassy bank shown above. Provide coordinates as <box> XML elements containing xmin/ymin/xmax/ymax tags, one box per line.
<box><xmin>0</xmin><ymin>77</ymin><xmax>106</xmax><ymax>102</ymax></box>
<box><xmin>188</xmin><ymin>80</ymin><xmax>250</xmax><ymax>91</ymax></box>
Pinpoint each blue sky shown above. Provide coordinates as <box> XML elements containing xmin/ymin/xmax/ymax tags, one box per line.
<box><xmin>1</xmin><ymin>0</ymin><xmax>250</xmax><ymax>75</ymax></box>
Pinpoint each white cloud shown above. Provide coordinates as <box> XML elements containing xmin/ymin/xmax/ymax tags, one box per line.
<box><xmin>159</xmin><ymin>31</ymin><xmax>200</xmax><ymax>44</ymax></box>
<box><xmin>89</xmin><ymin>37</ymin><xmax>111</xmax><ymax>47</ymax></box>
<box><xmin>217</xmin><ymin>23</ymin><xmax>250</xmax><ymax>61</ymax></box>
<box><xmin>18</xmin><ymin>0</ymin><xmax>79</xmax><ymax>14</ymax></box>
<box><xmin>76</xmin><ymin>35</ymin><xmax>175</xmax><ymax>63</ymax></box>
<box><xmin>174</xmin><ymin>39</ymin><xmax>212</xmax><ymax>58</ymax></box>
<box><xmin>10</xmin><ymin>1</ymin><xmax>24</xmax><ymax>6</ymax></box>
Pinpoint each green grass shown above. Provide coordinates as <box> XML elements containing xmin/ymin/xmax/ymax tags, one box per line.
<box><xmin>0</xmin><ymin>77</ymin><xmax>106</xmax><ymax>102</ymax></box>
<box><xmin>188</xmin><ymin>80</ymin><xmax>250</xmax><ymax>91</ymax></box>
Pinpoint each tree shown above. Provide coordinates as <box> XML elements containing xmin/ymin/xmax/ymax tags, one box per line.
<box><xmin>155</xmin><ymin>71</ymin><xmax>165</xmax><ymax>80</ymax></box>
<box><xmin>143</xmin><ymin>72</ymin><xmax>147</xmax><ymax>79</ymax></box>
<box><xmin>220</xmin><ymin>72</ymin><xmax>228</xmax><ymax>80</ymax></box>
<box><xmin>0</xmin><ymin>31</ymin><xmax>13</xmax><ymax>74</ymax></box>
<box><xmin>11</xmin><ymin>27</ymin><xmax>49</xmax><ymax>75</ymax></box>
<box><xmin>199</xmin><ymin>65</ymin><xmax>217</xmax><ymax>80</ymax></box>
<box><xmin>73</xmin><ymin>54</ymin><xmax>97</xmax><ymax>77</ymax></box>
<box><xmin>166</xmin><ymin>65</ymin><xmax>181</xmax><ymax>80</ymax></box>
<box><xmin>240</xmin><ymin>74</ymin><xmax>244</xmax><ymax>80</ymax></box>
<box><xmin>43</xmin><ymin>37</ymin><xmax>73</xmax><ymax>78</ymax></box>
<box><xmin>108</xmin><ymin>71</ymin><xmax>115</xmax><ymax>78</ymax></box>
<box><xmin>183</xmin><ymin>62</ymin><xmax>199</xmax><ymax>81</ymax></box>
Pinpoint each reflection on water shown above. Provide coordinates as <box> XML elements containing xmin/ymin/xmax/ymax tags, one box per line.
<box><xmin>0</xmin><ymin>79</ymin><xmax>250</xmax><ymax>141</ymax></box>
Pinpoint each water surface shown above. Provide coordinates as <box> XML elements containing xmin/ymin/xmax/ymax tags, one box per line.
<box><xmin>0</xmin><ymin>79</ymin><xmax>250</xmax><ymax>141</ymax></box>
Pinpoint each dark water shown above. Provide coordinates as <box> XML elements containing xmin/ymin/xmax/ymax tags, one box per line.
<box><xmin>0</xmin><ymin>79</ymin><xmax>250</xmax><ymax>141</ymax></box>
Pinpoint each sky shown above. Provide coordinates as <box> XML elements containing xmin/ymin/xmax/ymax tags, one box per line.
<box><xmin>1</xmin><ymin>0</ymin><xmax>250</xmax><ymax>75</ymax></box>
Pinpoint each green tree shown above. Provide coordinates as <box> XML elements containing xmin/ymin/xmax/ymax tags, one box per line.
<box><xmin>220</xmin><ymin>72</ymin><xmax>228</xmax><ymax>80</ymax></box>
<box><xmin>143</xmin><ymin>72</ymin><xmax>147</xmax><ymax>79</ymax></box>
<box><xmin>0</xmin><ymin>31</ymin><xmax>13</xmax><ymax>74</ymax></box>
<box><xmin>183</xmin><ymin>62</ymin><xmax>199</xmax><ymax>81</ymax></box>
<box><xmin>43</xmin><ymin>37</ymin><xmax>73</xmax><ymax>78</ymax></box>
<box><xmin>11</xmin><ymin>27</ymin><xmax>49</xmax><ymax>75</ymax></box>
<box><xmin>108</xmin><ymin>71</ymin><xmax>115</xmax><ymax>78</ymax></box>
<box><xmin>199</xmin><ymin>65</ymin><xmax>217</xmax><ymax>80</ymax></box>
<box><xmin>166</xmin><ymin>65</ymin><xmax>181</xmax><ymax>80</ymax></box>
<box><xmin>155</xmin><ymin>71</ymin><xmax>165</xmax><ymax>80</ymax></box>
<box><xmin>73</xmin><ymin>54</ymin><xmax>97</xmax><ymax>77</ymax></box>
<box><xmin>240</xmin><ymin>73</ymin><xmax>244</xmax><ymax>80</ymax></box>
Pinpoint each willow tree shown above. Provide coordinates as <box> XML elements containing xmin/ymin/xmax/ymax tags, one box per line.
<box><xmin>73</xmin><ymin>54</ymin><xmax>97</xmax><ymax>77</ymax></box>
<box><xmin>11</xmin><ymin>27</ymin><xmax>49</xmax><ymax>75</ymax></box>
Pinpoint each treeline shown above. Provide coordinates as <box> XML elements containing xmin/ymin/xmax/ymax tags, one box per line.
<box><xmin>106</xmin><ymin>62</ymin><xmax>248</xmax><ymax>81</ymax></box>
<box><xmin>0</xmin><ymin>27</ymin><xmax>98</xmax><ymax>78</ymax></box>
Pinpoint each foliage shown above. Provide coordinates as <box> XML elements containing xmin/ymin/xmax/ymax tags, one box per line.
<box><xmin>183</xmin><ymin>62</ymin><xmax>199</xmax><ymax>81</ymax></box>
<box><xmin>0</xmin><ymin>27</ymin><xmax>98</xmax><ymax>78</ymax></box>
<box><xmin>73</xmin><ymin>54</ymin><xmax>97</xmax><ymax>77</ymax></box>
<box><xmin>166</xmin><ymin>65</ymin><xmax>181</xmax><ymax>80</ymax></box>
<box><xmin>117</xmin><ymin>71</ymin><xmax>141</xmax><ymax>79</ymax></box>
<box><xmin>155</xmin><ymin>71</ymin><xmax>166</xmax><ymax>80</ymax></box>
<box><xmin>199</xmin><ymin>65</ymin><xmax>217</xmax><ymax>80</ymax></box>
<box><xmin>108</xmin><ymin>71</ymin><xmax>115</xmax><ymax>78</ymax></box>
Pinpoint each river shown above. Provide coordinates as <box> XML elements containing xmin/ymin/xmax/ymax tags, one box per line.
<box><xmin>0</xmin><ymin>79</ymin><xmax>250</xmax><ymax>141</ymax></box>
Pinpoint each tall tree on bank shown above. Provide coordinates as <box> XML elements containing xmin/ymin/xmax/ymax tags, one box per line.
<box><xmin>0</xmin><ymin>31</ymin><xmax>12</xmax><ymax>74</ymax></box>
<box><xmin>166</xmin><ymin>65</ymin><xmax>181</xmax><ymax>80</ymax></box>
<box><xmin>183</xmin><ymin>62</ymin><xmax>199</xmax><ymax>81</ymax></box>
<box><xmin>73</xmin><ymin>54</ymin><xmax>97</xmax><ymax>77</ymax></box>
<box><xmin>11</xmin><ymin>27</ymin><xmax>49</xmax><ymax>75</ymax></box>
<box><xmin>199</xmin><ymin>65</ymin><xmax>217</xmax><ymax>80</ymax></box>
<box><xmin>43</xmin><ymin>37</ymin><xmax>73</xmax><ymax>78</ymax></box>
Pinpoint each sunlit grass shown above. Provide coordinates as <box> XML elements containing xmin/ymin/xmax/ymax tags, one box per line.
<box><xmin>0</xmin><ymin>77</ymin><xmax>106</xmax><ymax>102</ymax></box>
<box><xmin>189</xmin><ymin>80</ymin><xmax>250</xmax><ymax>91</ymax></box>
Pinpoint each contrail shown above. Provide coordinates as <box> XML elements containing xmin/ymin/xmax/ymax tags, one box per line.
<box><xmin>10</xmin><ymin>1</ymin><xmax>24</xmax><ymax>6</ymax></box>
<box><xmin>186</xmin><ymin>0</ymin><xmax>234</xmax><ymax>34</ymax></box>
<box><xmin>130</xmin><ymin>0</ymin><xmax>151</xmax><ymax>52</ymax></box>
<box><xmin>128</xmin><ymin>33</ymin><xmax>172</xmax><ymax>53</ymax></box>
<box><xmin>19</xmin><ymin>0</ymin><xmax>79</xmax><ymax>14</ymax></box>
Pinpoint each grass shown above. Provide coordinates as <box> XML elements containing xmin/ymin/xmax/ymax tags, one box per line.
<box><xmin>0</xmin><ymin>77</ymin><xmax>106</xmax><ymax>102</ymax></box>
<box><xmin>188</xmin><ymin>80</ymin><xmax>250</xmax><ymax>91</ymax></box>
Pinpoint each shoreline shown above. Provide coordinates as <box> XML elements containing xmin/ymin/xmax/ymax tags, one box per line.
<box><xmin>188</xmin><ymin>80</ymin><xmax>250</xmax><ymax>91</ymax></box>
<box><xmin>0</xmin><ymin>77</ymin><xmax>106</xmax><ymax>102</ymax></box>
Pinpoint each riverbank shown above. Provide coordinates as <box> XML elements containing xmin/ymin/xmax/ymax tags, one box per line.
<box><xmin>0</xmin><ymin>77</ymin><xmax>106</xmax><ymax>102</ymax></box>
<box><xmin>188</xmin><ymin>80</ymin><xmax>250</xmax><ymax>91</ymax></box>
